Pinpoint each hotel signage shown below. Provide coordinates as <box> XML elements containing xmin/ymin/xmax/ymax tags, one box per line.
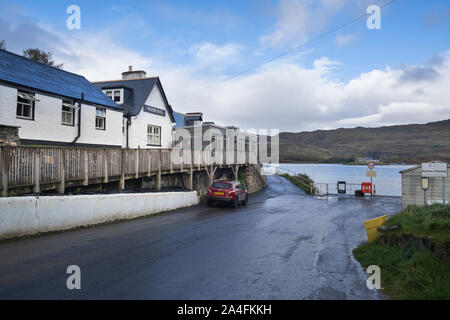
<box><xmin>143</xmin><ymin>105</ymin><xmax>166</xmax><ymax>117</ymax></box>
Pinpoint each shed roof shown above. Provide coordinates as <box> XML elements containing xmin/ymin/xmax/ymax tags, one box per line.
<box><xmin>400</xmin><ymin>163</ymin><xmax>450</xmax><ymax>174</ymax></box>
<box><xmin>0</xmin><ymin>49</ymin><xmax>121</xmax><ymax>109</ymax></box>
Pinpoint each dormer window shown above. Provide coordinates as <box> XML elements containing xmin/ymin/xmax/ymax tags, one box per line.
<box><xmin>103</xmin><ymin>89</ymin><xmax>123</xmax><ymax>104</ymax></box>
<box><xmin>114</xmin><ymin>91</ymin><xmax>121</xmax><ymax>102</ymax></box>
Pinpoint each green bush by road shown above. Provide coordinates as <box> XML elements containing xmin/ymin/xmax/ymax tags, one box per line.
<box><xmin>385</xmin><ymin>204</ymin><xmax>450</xmax><ymax>243</ymax></box>
<box><xmin>354</xmin><ymin>204</ymin><xmax>450</xmax><ymax>300</ymax></box>
<box><xmin>354</xmin><ymin>243</ymin><xmax>450</xmax><ymax>299</ymax></box>
<box><xmin>279</xmin><ymin>173</ymin><xmax>313</xmax><ymax>194</ymax></box>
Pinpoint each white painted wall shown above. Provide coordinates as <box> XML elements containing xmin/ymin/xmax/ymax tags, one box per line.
<box><xmin>128</xmin><ymin>85</ymin><xmax>174</xmax><ymax>149</ymax></box>
<box><xmin>76</xmin><ymin>102</ymin><xmax>123</xmax><ymax>146</ymax></box>
<box><xmin>0</xmin><ymin>191</ymin><xmax>198</xmax><ymax>240</ymax></box>
<box><xmin>0</xmin><ymin>84</ymin><xmax>123</xmax><ymax>146</ymax></box>
<box><xmin>122</xmin><ymin>117</ymin><xmax>128</xmax><ymax>148</ymax></box>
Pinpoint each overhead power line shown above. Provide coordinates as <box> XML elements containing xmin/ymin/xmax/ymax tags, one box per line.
<box><xmin>176</xmin><ymin>0</ymin><xmax>396</xmax><ymax>102</ymax></box>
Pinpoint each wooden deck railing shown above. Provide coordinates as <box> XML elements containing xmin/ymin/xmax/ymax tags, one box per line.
<box><xmin>0</xmin><ymin>146</ymin><xmax>257</xmax><ymax>196</ymax></box>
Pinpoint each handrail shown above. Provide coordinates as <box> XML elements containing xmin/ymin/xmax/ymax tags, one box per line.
<box><xmin>0</xmin><ymin>145</ymin><xmax>260</xmax><ymax>197</ymax></box>
<box><xmin>275</xmin><ymin>167</ymin><xmax>314</xmax><ymax>185</ymax></box>
<box><xmin>274</xmin><ymin>167</ymin><xmax>314</xmax><ymax>191</ymax></box>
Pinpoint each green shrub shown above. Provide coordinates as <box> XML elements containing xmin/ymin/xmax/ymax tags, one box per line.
<box><xmin>386</xmin><ymin>204</ymin><xmax>450</xmax><ymax>243</ymax></box>
<box><xmin>354</xmin><ymin>243</ymin><xmax>450</xmax><ymax>300</ymax></box>
<box><xmin>279</xmin><ymin>174</ymin><xmax>313</xmax><ymax>194</ymax></box>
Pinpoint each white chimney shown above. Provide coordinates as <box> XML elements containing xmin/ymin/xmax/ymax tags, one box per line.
<box><xmin>122</xmin><ymin>66</ymin><xmax>147</xmax><ymax>80</ymax></box>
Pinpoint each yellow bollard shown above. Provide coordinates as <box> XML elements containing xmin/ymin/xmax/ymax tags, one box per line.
<box><xmin>364</xmin><ymin>215</ymin><xmax>387</xmax><ymax>243</ymax></box>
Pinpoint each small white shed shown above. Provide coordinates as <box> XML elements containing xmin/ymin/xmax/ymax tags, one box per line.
<box><xmin>400</xmin><ymin>163</ymin><xmax>450</xmax><ymax>209</ymax></box>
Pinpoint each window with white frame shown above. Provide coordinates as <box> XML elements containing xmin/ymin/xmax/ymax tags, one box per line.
<box><xmin>113</xmin><ymin>90</ymin><xmax>121</xmax><ymax>102</ymax></box>
<box><xmin>16</xmin><ymin>91</ymin><xmax>37</xmax><ymax>120</ymax></box>
<box><xmin>147</xmin><ymin>125</ymin><xmax>161</xmax><ymax>146</ymax></box>
<box><xmin>103</xmin><ymin>89</ymin><xmax>122</xmax><ymax>104</ymax></box>
<box><xmin>62</xmin><ymin>101</ymin><xmax>75</xmax><ymax>126</ymax></box>
<box><xmin>95</xmin><ymin>107</ymin><xmax>106</xmax><ymax>130</ymax></box>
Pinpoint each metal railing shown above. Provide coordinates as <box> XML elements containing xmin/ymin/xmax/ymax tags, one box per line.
<box><xmin>313</xmin><ymin>182</ymin><xmax>376</xmax><ymax>197</ymax></box>
<box><xmin>264</xmin><ymin>166</ymin><xmax>375</xmax><ymax>197</ymax></box>
<box><xmin>269</xmin><ymin>166</ymin><xmax>314</xmax><ymax>193</ymax></box>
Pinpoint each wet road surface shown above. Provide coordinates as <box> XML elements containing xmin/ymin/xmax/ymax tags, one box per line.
<box><xmin>0</xmin><ymin>175</ymin><xmax>401</xmax><ymax>299</ymax></box>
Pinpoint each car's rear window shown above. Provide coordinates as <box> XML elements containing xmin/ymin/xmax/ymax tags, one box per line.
<box><xmin>211</xmin><ymin>182</ymin><xmax>232</xmax><ymax>189</ymax></box>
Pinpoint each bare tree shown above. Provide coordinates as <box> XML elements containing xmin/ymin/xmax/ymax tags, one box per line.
<box><xmin>23</xmin><ymin>48</ymin><xmax>63</xmax><ymax>69</ymax></box>
<box><xmin>0</xmin><ymin>40</ymin><xmax>6</xmax><ymax>50</ymax></box>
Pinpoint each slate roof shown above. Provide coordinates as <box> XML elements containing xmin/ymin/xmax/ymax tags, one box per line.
<box><xmin>0</xmin><ymin>49</ymin><xmax>121</xmax><ymax>110</ymax></box>
<box><xmin>173</xmin><ymin>111</ymin><xmax>187</xmax><ymax>128</ymax></box>
<box><xmin>93</xmin><ymin>77</ymin><xmax>175</xmax><ymax>122</ymax></box>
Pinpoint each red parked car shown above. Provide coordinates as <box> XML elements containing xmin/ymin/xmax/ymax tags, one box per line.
<box><xmin>207</xmin><ymin>180</ymin><xmax>248</xmax><ymax>208</ymax></box>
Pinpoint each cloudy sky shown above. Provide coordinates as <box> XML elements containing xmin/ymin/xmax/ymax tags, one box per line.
<box><xmin>1</xmin><ymin>0</ymin><xmax>450</xmax><ymax>132</ymax></box>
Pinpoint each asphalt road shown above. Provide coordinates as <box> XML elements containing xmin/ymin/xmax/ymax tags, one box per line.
<box><xmin>0</xmin><ymin>175</ymin><xmax>401</xmax><ymax>300</ymax></box>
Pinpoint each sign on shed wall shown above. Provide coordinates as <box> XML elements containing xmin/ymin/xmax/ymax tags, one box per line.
<box><xmin>422</xmin><ymin>163</ymin><xmax>448</xmax><ymax>178</ymax></box>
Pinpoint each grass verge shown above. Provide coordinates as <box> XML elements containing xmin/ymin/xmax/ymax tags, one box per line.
<box><xmin>353</xmin><ymin>242</ymin><xmax>450</xmax><ymax>299</ymax></box>
<box><xmin>385</xmin><ymin>204</ymin><xmax>450</xmax><ymax>243</ymax></box>
<box><xmin>279</xmin><ymin>173</ymin><xmax>313</xmax><ymax>194</ymax></box>
<box><xmin>354</xmin><ymin>204</ymin><xmax>450</xmax><ymax>299</ymax></box>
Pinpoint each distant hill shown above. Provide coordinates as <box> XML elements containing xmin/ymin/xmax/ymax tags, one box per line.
<box><xmin>277</xmin><ymin>119</ymin><xmax>450</xmax><ymax>164</ymax></box>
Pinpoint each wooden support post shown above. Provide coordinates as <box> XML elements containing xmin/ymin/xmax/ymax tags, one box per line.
<box><xmin>232</xmin><ymin>164</ymin><xmax>240</xmax><ymax>181</ymax></box>
<box><xmin>157</xmin><ymin>149</ymin><xmax>162</xmax><ymax>190</ymax></box>
<box><xmin>206</xmin><ymin>166</ymin><xmax>218</xmax><ymax>185</ymax></box>
<box><xmin>135</xmin><ymin>149</ymin><xmax>139</xmax><ymax>179</ymax></box>
<box><xmin>181</xmin><ymin>148</ymin><xmax>184</xmax><ymax>172</ymax></box>
<box><xmin>58</xmin><ymin>149</ymin><xmax>65</xmax><ymax>194</ymax></box>
<box><xmin>206</xmin><ymin>167</ymin><xmax>212</xmax><ymax>185</ymax></box>
<box><xmin>83</xmin><ymin>149</ymin><xmax>89</xmax><ymax>186</ymax></box>
<box><xmin>147</xmin><ymin>150</ymin><xmax>151</xmax><ymax>177</ymax></box>
<box><xmin>189</xmin><ymin>166</ymin><xmax>193</xmax><ymax>190</ymax></box>
<box><xmin>34</xmin><ymin>148</ymin><xmax>41</xmax><ymax>194</ymax></box>
<box><xmin>1</xmin><ymin>148</ymin><xmax>8</xmax><ymax>197</ymax></box>
<box><xmin>103</xmin><ymin>149</ymin><xmax>109</xmax><ymax>184</ymax></box>
<box><xmin>212</xmin><ymin>166</ymin><xmax>217</xmax><ymax>183</ymax></box>
<box><xmin>119</xmin><ymin>149</ymin><xmax>125</xmax><ymax>191</ymax></box>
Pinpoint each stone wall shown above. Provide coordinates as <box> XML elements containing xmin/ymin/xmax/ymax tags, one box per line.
<box><xmin>0</xmin><ymin>125</ymin><xmax>20</xmax><ymax>147</ymax></box>
<box><xmin>139</xmin><ymin>164</ymin><xmax>267</xmax><ymax>201</ymax></box>
<box><xmin>240</xmin><ymin>164</ymin><xmax>267</xmax><ymax>194</ymax></box>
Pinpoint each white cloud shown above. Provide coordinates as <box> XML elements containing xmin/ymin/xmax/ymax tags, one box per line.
<box><xmin>313</xmin><ymin>56</ymin><xmax>342</xmax><ymax>73</ymax></box>
<box><xmin>169</xmin><ymin>52</ymin><xmax>450</xmax><ymax>132</ymax></box>
<box><xmin>335</xmin><ymin>33</ymin><xmax>358</xmax><ymax>47</ymax></box>
<box><xmin>335</xmin><ymin>102</ymin><xmax>450</xmax><ymax>127</ymax></box>
<box><xmin>259</xmin><ymin>0</ymin><xmax>348</xmax><ymax>48</ymax></box>
<box><xmin>187</xmin><ymin>42</ymin><xmax>244</xmax><ymax>71</ymax></box>
<box><xmin>1</xmin><ymin>9</ymin><xmax>449</xmax><ymax>133</ymax></box>
<box><xmin>53</xmin><ymin>34</ymin><xmax>152</xmax><ymax>82</ymax></box>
